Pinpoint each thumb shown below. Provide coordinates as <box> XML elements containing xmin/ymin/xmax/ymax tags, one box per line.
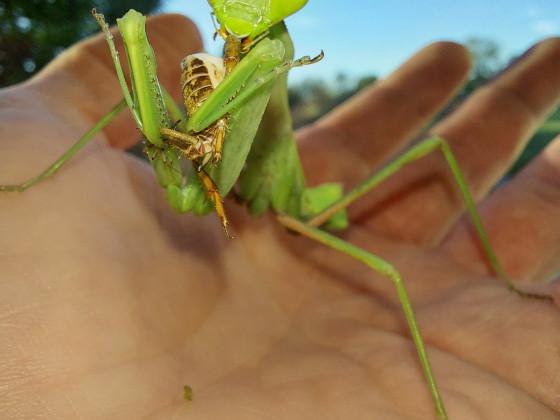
<box><xmin>27</xmin><ymin>13</ymin><xmax>203</xmax><ymax>149</ymax></box>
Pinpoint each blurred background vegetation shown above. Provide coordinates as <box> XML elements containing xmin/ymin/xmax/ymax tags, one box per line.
<box><xmin>0</xmin><ymin>0</ymin><xmax>161</xmax><ymax>86</ymax></box>
<box><xmin>1</xmin><ymin>2</ymin><xmax>558</xmax><ymax>176</ymax></box>
<box><xmin>287</xmin><ymin>37</ymin><xmax>560</xmax><ymax>177</ymax></box>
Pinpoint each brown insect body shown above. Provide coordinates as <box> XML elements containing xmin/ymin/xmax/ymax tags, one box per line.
<box><xmin>158</xmin><ymin>36</ymin><xmax>242</xmax><ymax>238</ymax></box>
<box><xmin>177</xmin><ymin>53</ymin><xmax>228</xmax><ymax>168</ymax></box>
<box><xmin>160</xmin><ymin>36</ymin><xmax>242</xmax><ymax>170</ymax></box>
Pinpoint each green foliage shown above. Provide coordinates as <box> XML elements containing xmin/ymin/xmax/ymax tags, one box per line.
<box><xmin>454</xmin><ymin>38</ymin><xmax>503</xmax><ymax>100</ymax></box>
<box><xmin>508</xmin><ymin>110</ymin><xmax>560</xmax><ymax>176</ymax></box>
<box><xmin>0</xmin><ymin>0</ymin><xmax>160</xmax><ymax>87</ymax></box>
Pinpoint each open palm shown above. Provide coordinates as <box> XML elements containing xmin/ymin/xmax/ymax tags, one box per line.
<box><xmin>1</xmin><ymin>14</ymin><xmax>559</xmax><ymax>419</ymax></box>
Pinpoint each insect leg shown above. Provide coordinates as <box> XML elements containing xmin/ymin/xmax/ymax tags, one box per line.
<box><xmin>196</xmin><ymin>167</ymin><xmax>233</xmax><ymax>238</ymax></box>
<box><xmin>210</xmin><ymin>118</ymin><xmax>228</xmax><ymax>165</ymax></box>
<box><xmin>277</xmin><ymin>214</ymin><xmax>448</xmax><ymax>420</ymax></box>
<box><xmin>223</xmin><ymin>35</ymin><xmax>241</xmax><ymax>75</ymax></box>
<box><xmin>203</xmin><ymin>35</ymin><xmax>241</xmax><ymax>166</ymax></box>
<box><xmin>0</xmin><ymin>100</ymin><xmax>127</xmax><ymax>192</ymax></box>
<box><xmin>160</xmin><ymin>128</ymin><xmax>200</xmax><ymax>153</ymax></box>
<box><xmin>160</xmin><ymin>127</ymin><xmax>218</xmax><ymax>170</ymax></box>
<box><xmin>274</xmin><ymin>50</ymin><xmax>325</xmax><ymax>75</ymax></box>
<box><xmin>305</xmin><ymin>136</ymin><xmax>552</xmax><ymax>301</ymax></box>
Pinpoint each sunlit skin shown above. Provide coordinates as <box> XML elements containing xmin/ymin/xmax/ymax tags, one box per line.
<box><xmin>1</xmin><ymin>14</ymin><xmax>559</xmax><ymax>419</ymax></box>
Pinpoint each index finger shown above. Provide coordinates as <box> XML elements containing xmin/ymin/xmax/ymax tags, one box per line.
<box><xmin>22</xmin><ymin>13</ymin><xmax>203</xmax><ymax>150</ymax></box>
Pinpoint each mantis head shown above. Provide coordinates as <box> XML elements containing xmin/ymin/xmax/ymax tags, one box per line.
<box><xmin>208</xmin><ymin>0</ymin><xmax>309</xmax><ymax>40</ymax></box>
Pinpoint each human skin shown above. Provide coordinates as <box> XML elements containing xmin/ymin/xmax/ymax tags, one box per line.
<box><xmin>1</xmin><ymin>13</ymin><xmax>559</xmax><ymax>419</ymax></box>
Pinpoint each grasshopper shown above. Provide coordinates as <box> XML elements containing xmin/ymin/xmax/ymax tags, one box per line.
<box><xmin>0</xmin><ymin>1</ymin><xmax>555</xmax><ymax>419</ymax></box>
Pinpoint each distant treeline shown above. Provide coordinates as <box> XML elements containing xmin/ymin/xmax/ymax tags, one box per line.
<box><xmin>0</xmin><ymin>0</ymin><xmax>161</xmax><ymax>87</ymax></box>
<box><xmin>288</xmin><ymin>75</ymin><xmax>377</xmax><ymax>128</ymax></box>
<box><xmin>287</xmin><ymin>39</ymin><xmax>560</xmax><ymax>176</ymax></box>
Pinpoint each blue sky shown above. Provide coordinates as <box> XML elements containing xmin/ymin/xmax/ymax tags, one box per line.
<box><xmin>163</xmin><ymin>1</ymin><xmax>560</xmax><ymax>83</ymax></box>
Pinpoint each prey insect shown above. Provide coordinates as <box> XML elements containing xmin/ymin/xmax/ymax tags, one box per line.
<box><xmin>161</xmin><ymin>54</ymin><xmax>230</xmax><ymax>170</ymax></box>
<box><xmin>0</xmin><ymin>1</ymin><xmax>553</xmax><ymax>419</ymax></box>
<box><xmin>156</xmin><ymin>31</ymin><xmax>322</xmax><ymax>237</ymax></box>
<box><xmin>159</xmin><ymin>41</ymin><xmax>236</xmax><ymax>236</ymax></box>
<box><xmin>161</xmin><ymin>30</ymin><xmax>246</xmax><ymax>170</ymax></box>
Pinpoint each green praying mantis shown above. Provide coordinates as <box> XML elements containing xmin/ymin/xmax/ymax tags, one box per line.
<box><xmin>0</xmin><ymin>1</ymin><xmax>554</xmax><ymax>419</ymax></box>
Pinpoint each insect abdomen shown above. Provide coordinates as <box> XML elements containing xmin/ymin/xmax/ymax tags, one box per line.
<box><xmin>179</xmin><ymin>54</ymin><xmax>228</xmax><ymax>166</ymax></box>
<box><xmin>180</xmin><ymin>54</ymin><xmax>226</xmax><ymax>118</ymax></box>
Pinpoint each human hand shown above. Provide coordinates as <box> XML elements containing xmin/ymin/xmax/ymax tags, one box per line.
<box><xmin>1</xmin><ymin>14</ymin><xmax>559</xmax><ymax>419</ymax></box>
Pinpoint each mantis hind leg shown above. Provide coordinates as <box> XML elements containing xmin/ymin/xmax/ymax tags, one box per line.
<box><xmin>277</xmin><ymin>215</ymin><xmax>448</xmax><ymax>420</ymax></box>
<box><xmin>305</xmin><ymin>136</ymin><xmax>552</xmax><ymax>301</ymax></box>
<box><xmin>0</xmin><ymin>100</ymin><xmax>127</xmax><ymax>192</ymax></box>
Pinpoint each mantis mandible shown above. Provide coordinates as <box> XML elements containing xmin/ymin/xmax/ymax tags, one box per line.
<box><xmin>0</xmin><ymin>1</ymin><xmax>557</xmax><ymax>419</ymax></box>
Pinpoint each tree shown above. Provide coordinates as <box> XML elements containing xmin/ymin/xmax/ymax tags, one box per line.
<box><xmin>289</xmin><ymin>74</ymin><xmax>377</xmax><ymax>128</ymax></box>
<box><xmin>461</xmin><ymin>37</ymin><xmax>503</xmax><ymax>96</ymax></box>
<box><xmin>0</xmin><ymin>0</ymin><xmax>161</xmax><ymax>87</ymax></box>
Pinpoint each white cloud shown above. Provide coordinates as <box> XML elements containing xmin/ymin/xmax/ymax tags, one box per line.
<box><xmin>532</xmin><ymin>19</ymin><xmax>559</xmax><ymax>35</ymax></box>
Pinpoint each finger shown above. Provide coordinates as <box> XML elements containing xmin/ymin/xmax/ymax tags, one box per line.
<box><xmin>432</xmin><ymin>37</ymin><xmax>560</xmax><ymax>199</ymax></box>
<box><xmin>419</xmin><ymin>37</ymin><xmax>560</xmax><ymax>245</ymax></box>
<box><xmin>441</xmin><ymin>134</ymin><xmax>560</xmax><ymax>282</ymax></box>
<box><xmin>298</xmin><ymin>41</ymin><xmax>471</xmax><ymax>187</ymax></box>
<box><xmin>27</xmin><ymin>14</ymin><xmax>202</xmax><ymax>149</ymax></box>
<box><xmin>304</xmin><ymin>38</ymin><xmax>560</xmax><ymax>247</ymax></box>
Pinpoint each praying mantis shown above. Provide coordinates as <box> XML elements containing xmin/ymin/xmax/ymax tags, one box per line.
<box><xmin>1</xmin><ymin>1</ymin><xmax>558</xmax><ymax>419</ymax></box>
